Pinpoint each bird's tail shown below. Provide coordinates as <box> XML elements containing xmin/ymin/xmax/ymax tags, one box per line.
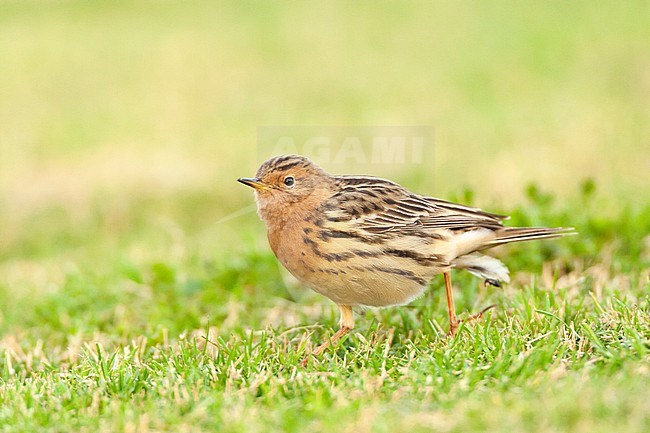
<box><xmin>482</xmin><ymin>226</ymin><xmax>576</xmax><ymax>249</ymax></box>
<box><xmin>452</xmin><ymin>226</ymin><xmax>575</xmax><ymax>286</ymax></box>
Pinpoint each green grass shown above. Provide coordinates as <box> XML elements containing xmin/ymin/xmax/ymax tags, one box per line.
<box><xmin>1</xmin><ymin>184</ymin><xmax>648</xmax><ymax>432</ymax></box>
<box><xmin>1</xmin><ymin>1</ymin><xmax>649</xmax><ymax>432</ymax></box>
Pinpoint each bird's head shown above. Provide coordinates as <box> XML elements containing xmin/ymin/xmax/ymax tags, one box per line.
<box><xmin>238</xmin><ymin>155</ymin><xmax>333</xmax><ymax>223</ymax></box>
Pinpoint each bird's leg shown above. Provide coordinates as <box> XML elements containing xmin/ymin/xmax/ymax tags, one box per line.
<box><xmin>444</xmin><ymin>272</ymin><xmax>460</xmax><ymax>337</ymax></box>
<box><xmin>310</xmin><ymin>305</ymin><xmax>354</xmax><ymax>356</ymax></box>
<box><xmin>301</xmin><ymin>305</ymin><xmax>354</xmax><ymax>366</ymax></box>
<box><xmin>444</xmin><ymin>272</ymin><xmax>497</xmax><ymax>337</ymax></box>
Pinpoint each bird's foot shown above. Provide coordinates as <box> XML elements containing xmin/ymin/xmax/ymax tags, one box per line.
<box><xmin>447</xmin><ymin>304</ymin><xmax>497</xmax><ymax>337</ymax></box>
<box><xmin>300</xmin><ymin>325</ymin><xmax>351</xmax><ymax>367</ymax></box>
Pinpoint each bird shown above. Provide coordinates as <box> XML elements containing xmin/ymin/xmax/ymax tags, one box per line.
<box><xmin>238</xmin><ymin>154</ymin><xmax>574</xmax><ymax>363</ymax></box>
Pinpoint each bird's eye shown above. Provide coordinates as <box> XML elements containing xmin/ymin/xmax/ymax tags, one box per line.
<box><xmin>284</xmin><ymin>176</ymin><xmax>295</xmax><ymax>187</ymax></box>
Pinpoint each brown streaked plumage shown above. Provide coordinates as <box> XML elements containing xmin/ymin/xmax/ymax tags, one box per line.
<box><xmin>238</xmin><ymin>155</ymin><xmax>574</xmax><ymax>363</ymax></box>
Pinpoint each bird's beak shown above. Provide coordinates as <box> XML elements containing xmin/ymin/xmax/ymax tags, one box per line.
<box><xmin>237</xmin><ymin>177</ymin><xmax>267</xmax><ymax>190</ymax></box>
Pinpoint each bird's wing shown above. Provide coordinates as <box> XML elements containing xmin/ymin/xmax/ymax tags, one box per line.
<box><xmin>322</xmin><ymin>176</ymin><xmax>507</xmax><ymax>235</ymax></box>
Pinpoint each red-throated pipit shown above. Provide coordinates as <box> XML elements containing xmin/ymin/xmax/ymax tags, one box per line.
<box><xmin>238</xmin><ymin>155</ymin><xmax>574</xmax><ymax>363</ymax></box>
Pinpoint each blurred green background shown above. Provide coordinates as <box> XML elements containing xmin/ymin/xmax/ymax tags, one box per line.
<box><xmin>1</xmin><ymin>1</ymin><xmax>649</xmax><ymax>282</ymax></box>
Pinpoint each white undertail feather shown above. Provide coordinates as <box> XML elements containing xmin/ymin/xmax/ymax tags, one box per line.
<box><xmin>452</xmin><ymin>253</ymin><xmax>510</xmax><ymax>284</ymax></box>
